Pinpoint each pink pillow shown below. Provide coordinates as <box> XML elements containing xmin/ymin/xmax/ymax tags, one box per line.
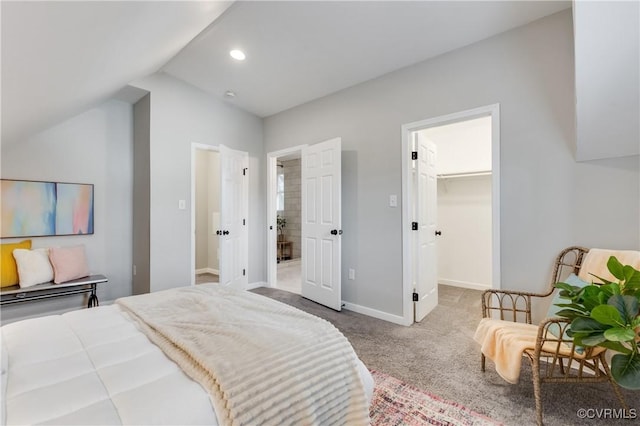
<box><xmin>49</xmin><ymin>245</ymin><xmax>90</xmax><ymax>284</ymax></box>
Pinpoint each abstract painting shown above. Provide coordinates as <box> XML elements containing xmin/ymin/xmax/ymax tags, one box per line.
<box><xmin>56</xmin><ymin>183</ymin><xmax>94</xmax><ymax>235</ymax></box>
<box><xmin>1</xmin><ymin>179</ymin><xmax>94</xmax><ymax>238</ymax></box>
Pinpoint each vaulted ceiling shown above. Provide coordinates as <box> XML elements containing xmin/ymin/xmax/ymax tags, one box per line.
<box><xmin>2</xmin><ymin>1</ymin><xmax>572</xmax><ymax>144</ymax></box>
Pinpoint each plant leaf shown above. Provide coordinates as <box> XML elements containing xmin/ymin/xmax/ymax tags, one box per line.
<box><xmin>554</xmin><ymin>309</ymin><xmax>589</xmax><ymax>320</ymax></box>
<box><xmin>555</xmin><ymin>282</ymin><xmax>579</xmax><ymax>292</ymax></box>
<box><xmin>610</xmin><ymin>353</ymin><xmax>640</xmax><ymax>390</ymax></box>
<box><xmin>623</xmin><ymin>271</ymin><xmax>640</xmax><ymax>295</ymax></box>
<box><xmin>596</xmin><ymin>340</ymin><xmax>633</xmax><ymax>354</ymax></box>
<box><xmin>589</xmin><ymin>273</ymin><xmax>614</xmax><ymax>286</ymax></box>
<box><xmin>603</xmin><ymin>327</ymin><xmax>636</xmax><ymax>342</ymax></box>
<box><xmin>608</xmin><ymin>294</ymin><xmax>639</xmax><ymax>323</ymax></box>
<box><xmin>579</xmin><ymin>333</ymin><xmax>608</xmax><ymax>346</ymax></box>
<box><xmin>570</xmin><ymin>317</ymin><xmax>610</xmax><ymax>334</ymax></box>
<box><xmin>591</xmin><ymin>304</ymin><xmax>623</xmax><ymax>326</ymax></box>
<box><xmin>607</xmin><ymin>256</ymin><xmax>625</xmax><ymax>280</ymax></box>
<box><xmin>580</xmin><ymin>285</ymin><xmax>613</xmax><ymax>311</ymax></box>
<box><xmin>623</xmin><ymin>265</ymin><xmax>638</xmax><ymax>284</ymax></box>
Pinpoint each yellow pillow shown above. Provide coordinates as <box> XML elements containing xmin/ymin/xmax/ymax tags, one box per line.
<box><xmin>1</xmin><ymin>240</ymin><xmax>32</xmax><ymax>287</ymax></box>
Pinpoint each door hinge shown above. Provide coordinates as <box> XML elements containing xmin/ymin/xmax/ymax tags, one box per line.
<box><xmin>411</xmin><ymin>151</ymin><xmax>418</xmax><ymax>160</ymax></box>
<box><xmin>242</xmin><ymin>269</ymin><xmax>246</xmax><ymax>276</ymax></box>
<box><xmin>412</xmin><ymin>292</ymin><xmax>419</xmax><ymax>302</ymax></box>
<box><xmin>242</xmin><ymin>168</ymin><xmax>247</xmax><ymax>176</ymax></box>
<box><xmin>243</xmin><ymin>218</ymin><xmax>246</xmax><ymax>226</ymax></box>
<box><xmin>412</xmin><ymin>222</ymin><xmax>418</xmax><ymax>230</ymax></box>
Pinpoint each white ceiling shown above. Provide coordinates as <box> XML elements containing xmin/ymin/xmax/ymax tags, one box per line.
<box><xmin>1</xmin><ymin>1</ymin><xmax>571</xmax><ymax>143</ymax></box>
<box><xmin>163</xmin><ymin>1</ymin><xmax>570</xmax><ymax>117</ymax></box>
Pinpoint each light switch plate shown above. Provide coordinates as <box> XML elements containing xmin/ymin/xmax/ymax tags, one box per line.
<box><xmin>178</xmin><ymin>200</ymin><xmax>186</xmax><ymax>210</ymax></box>
<box><xmin>389</xmin><ymin>194</ymin><xmax>398</xmax><ymax>207</ymax></box>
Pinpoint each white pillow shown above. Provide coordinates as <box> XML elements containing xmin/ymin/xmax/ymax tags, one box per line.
<box><xmin>12</xmin><ymin>248</ymin><xmax>54</xmax><ymax>288</ymax></box>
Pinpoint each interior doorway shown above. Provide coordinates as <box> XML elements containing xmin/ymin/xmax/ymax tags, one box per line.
<box><xmin>267</xmin><ymin>137</ymin><xmax>343</xmax><ymax>311</ymax></box>
<box><xmin>191</xmin><ymin>143</ymin><xmax>249</xmax><ymax>288</ymax></box>
<box><xmin>194</xmin><ymin>147</ymin><xmax>220</xmax><ymax>284</ymax></box>
<box><xmin>276</xmin><ymin>154</ymin><xmax>302</xmax><ymax>294</ymax></box>
<box><xmin>401</xmin><ymin>104</ymin><xmax>501</xmax><ymax>325</ymax></box>
<box><xmin>268</xmin><ymin>148</ymin><xmax>303</xmax><ymax>294</ymax></box>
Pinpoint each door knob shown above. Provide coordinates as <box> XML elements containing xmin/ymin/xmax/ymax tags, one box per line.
<box><xmin>435</xmin><ymin>230</ymin><xmax>442</xmax><ymax>236</ymax></box>
<box><xmin>223</xmin><ymin>230</ymin><xmax>230</xmax><ymax>235</ymax></box>
<box><xmin>330</xmin><ymin>229</ymin><xmax>343</xmax><ymax>235</ymax></box>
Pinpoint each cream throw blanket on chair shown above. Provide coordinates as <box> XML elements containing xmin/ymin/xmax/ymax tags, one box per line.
<box><xmin>117</xmin><ymin>285</ymin><xmax>369</xmax><ymax>426</ymax></box>
<box><xmin>474</xmin><ymin>318</ymin><xmax>540</xmax><ymax>383</ymax></box>
<box><xmin>578</xmin><ymin>248</ymin><xmax>640</xmax><ymax>284</ymax></box>
<box><xmin>475</xmin><ymin>248</ymin><xmax>634</xmax><ymax>385</ymax></box>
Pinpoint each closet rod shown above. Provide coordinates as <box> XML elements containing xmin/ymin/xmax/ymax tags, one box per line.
<box><xmin>437</xmin><ymin>171</ymin><xmax>492</xmax><ymax>179</ymax></box>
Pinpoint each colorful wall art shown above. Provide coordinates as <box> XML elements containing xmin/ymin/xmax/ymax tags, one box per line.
<box><xmin>1</xmin><ymin>180</ymin><xmax>94</xmax><ymax>238</ymax></box>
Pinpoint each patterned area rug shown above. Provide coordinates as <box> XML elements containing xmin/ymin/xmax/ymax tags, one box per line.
<box><xmin>369</xmin><ymin>370</ymin><xmax>502</xmax><ymax>426</ymax></box>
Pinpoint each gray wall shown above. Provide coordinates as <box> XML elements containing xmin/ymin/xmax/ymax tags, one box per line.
<box><xmin>132</xmin><ymin>94</ymin><xmax>150</xmax><ymax>295</ymax></box>
<box><xmin>1</xmin><ymin>100</ymin><xmax>134</xmax><ymax>322</ymax></box>
<box><xmin>574</xmin><ymin>0</ymin><xmax>639</xmax><ymax>160</ymax></box>
<box><xmin>263</xmin><ymin>10</ymin><xmax>640</xmax><ymax>318</ymax></box>
<box><xmin>131</xmin><ymin>73</ymin><xmax>265</xmax><ymax>291</ymax></box>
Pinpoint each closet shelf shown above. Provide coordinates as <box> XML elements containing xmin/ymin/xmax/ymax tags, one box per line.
<box><xmin>437</xmin><ymin>170</ymin><xmax>492</xmax><ymax>179</ymax></box>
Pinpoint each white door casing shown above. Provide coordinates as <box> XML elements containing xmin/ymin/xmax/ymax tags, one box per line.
<box><xmin>219</xmin><ymin>144</ymin><xmax>248</xmax><ymax>288</ymax></box>
<box><xmin>266</xmin><ymin>145</ymin><xmax>307</xmax><ymax>289</ymax></box>
<box><xmin>301</xmin><ymin>137</ymin><xmax>342</xmax><ymax>310</ymax></box>
<box><xmin>401</xmin><ymin>104</ymin><xmax>500</xmax><ymax>326</ymax></box>
<box><xmin>414</xmin><ymin>133</ymin><xmax>438</xmax><ymax>322</ymax></box>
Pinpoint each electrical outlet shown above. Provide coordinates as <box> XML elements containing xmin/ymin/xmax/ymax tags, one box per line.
<box><xmin>348</xmin><ymin>268</ymin><xmax>355</xmax><ymax>280</ymax></box>
<box><xmin>178</xmin><ymin>200</ymin><xmax>186</xmax><ymax>210</ymax></box>
<box><xmin>389</xmin><ymin>194</ymin><xmax>397</xmax><ymax>207</ymax></box>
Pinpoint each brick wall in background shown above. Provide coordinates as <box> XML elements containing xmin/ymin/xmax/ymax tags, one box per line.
<box><xmin>282</xmin><ymin>158</ymin><xmax>301</xmax><ymax>259</ymax></box>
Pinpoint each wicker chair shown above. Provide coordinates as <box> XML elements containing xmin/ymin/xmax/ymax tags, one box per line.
<box><xmin>479</xmin><ymin>246</ymin><xmax>628</xmax><ymax>426</ymax></box>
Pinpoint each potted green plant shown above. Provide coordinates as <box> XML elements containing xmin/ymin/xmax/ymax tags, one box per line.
<box><xmin>554</xmin><ymin>256</ymin><xmax>640</xmax><ymax>389</ymax></box>
<box><xmin>277</xmin><ymin>215</ymin><xmax>287</xmax><ymax>242</ymax></box>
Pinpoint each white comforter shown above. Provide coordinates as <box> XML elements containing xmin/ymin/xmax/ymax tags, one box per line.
<box><xmin>1</xmin><ymin>293</ymin><xmax>373</xmax><ymax>425</ymax></box>
<box><xmin>117</xmin><ymin>285</ymin><xmax>370</xmax><ymax>426</ymax></box>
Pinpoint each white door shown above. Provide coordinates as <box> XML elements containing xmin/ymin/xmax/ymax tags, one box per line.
<box><xmin>414</xmin><ymin>133</ymin><xmax>438</xmax><ymax>321</ymax></box>
<box><xmin>301</xmin><ymin>138</ymin><xmax>342</xmax><ymax>310</ymax></box>
<box><xmin>219</xmin><ymin>144</ymin><xmax>248</xmax><ymax>288</ymax></box>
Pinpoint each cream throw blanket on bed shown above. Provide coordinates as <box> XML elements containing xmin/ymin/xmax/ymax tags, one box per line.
<box><xmin>116</xmin><ymin>285</ymin><xmax>369</xmax><ymax>426</ymax></box>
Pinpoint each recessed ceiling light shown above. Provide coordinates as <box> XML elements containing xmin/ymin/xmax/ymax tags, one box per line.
<box><xmin>229</xmin><ymin>49</ymin><xmax>246</xmax><ymax>61</ymax></box>
<box><xmin>224</xmin><ymin>90</ymin><xmax>236</xmax><ymax>98</ymax></box>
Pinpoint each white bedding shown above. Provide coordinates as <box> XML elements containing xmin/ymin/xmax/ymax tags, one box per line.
<box><xmin>1</xmin><ymin>297</ymin><xmax>373</xmax><ymax>425</ymax></box>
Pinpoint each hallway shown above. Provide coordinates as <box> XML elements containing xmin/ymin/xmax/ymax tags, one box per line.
<box><xmin>276</xmin><ymin>258</ymin><xmax>301</xmax><ymax>294</ymax></box>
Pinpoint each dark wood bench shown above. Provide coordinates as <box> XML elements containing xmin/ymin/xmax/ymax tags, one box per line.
<box><xmin>0</xmin><ymin>275</ymin><xmax>108</xmax><ymax>308</ymax></box>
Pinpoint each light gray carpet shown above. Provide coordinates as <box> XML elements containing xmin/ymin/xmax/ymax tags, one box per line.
<box><xmin>252</xmin><ymin>285</ymin><xmax>636</xmax><ymax>426</ymax></box>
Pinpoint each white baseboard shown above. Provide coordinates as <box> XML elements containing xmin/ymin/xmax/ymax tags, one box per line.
<box><xmin>196</xmin><ymin>267</ymin><xmax>219</xmax><ymax>275</ymax></box>
<box><xmin>439</xmin><ymin>278</ymin><xmax>491</xmax><ymax>291</ymax></box>
<box><xmin>243</xmin><ymin>282</ymin><xmax>410</xmax><ymax>326</ymax></box>
<box><xmin>342</xmin><ymin>301</ymin><xmax>410</xmax><ymax>326</ymax></box>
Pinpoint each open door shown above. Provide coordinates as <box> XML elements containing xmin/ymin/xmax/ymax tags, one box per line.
<box><xmin>219</xmin><ymin>144</ymin><xmax>248</xmax><ymax>288</ymax></box>
<box><xmin>301</xmin><ymin>138</ymin><xmax>342</xmax><ymax>310</ymax></box>
<box><xmin>414</xmin><ymin>133</ymin><xmax>438</xmax><ymax>321</ymax></box>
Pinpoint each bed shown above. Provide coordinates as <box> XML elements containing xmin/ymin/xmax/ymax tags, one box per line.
<box><xmin>1</xmin><ymin>284</ymin><xmax>373</xmax><ymax>425</ymax></box>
